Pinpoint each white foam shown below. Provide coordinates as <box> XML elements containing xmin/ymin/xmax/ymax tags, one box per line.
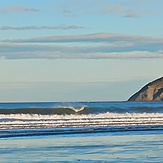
<box><xmin>0</xmin><ymin>113</ymin><xmax>163</xmax><ymax>130</ymax></box>
<box><xmin>57</xmin><ymin>106</ymin><xmax>86</xmax><ymax>112</ymax></box>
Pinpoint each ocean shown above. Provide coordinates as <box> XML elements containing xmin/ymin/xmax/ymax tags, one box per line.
<box><xmin>0</xmin><ymin>101</ymin><xmax>163</xmax><ymax>162</ymax></box>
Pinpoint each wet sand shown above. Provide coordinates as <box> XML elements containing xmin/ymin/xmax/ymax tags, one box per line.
<box><xmin>0</xmin><ymin>131</ymin><xmax>163</xmax><ymax>163</ymax></box>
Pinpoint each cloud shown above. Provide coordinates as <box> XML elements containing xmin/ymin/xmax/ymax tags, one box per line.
<box><xmin>53</xmin><ymin>0</ymin><xmax>153</xmax><ymax>18</ymax></box>
<box><xmin>62</xmin><ymin>9</ymin><xmax>75</xmax><ymax>17</ymax></box>
<box><xmin>87</xmin><ymin>51</ymin><xmax>163</xmax><ymax>59</ymax></box>
<box><xmin>101</xmin><ymin>3</ymin><xmax>150</xmax><ymax>18</ymax></box>
<box><xmin>3</xmin><ymin>33</ymin><xmax>163</xmax><ymax>44</ymax></box>
<box><xmin>0</xmin><ymin>42</ymin><xmax>163</xmax><ymax>60</ymax></box>
<box><xmin>0</xmin><ymin>5</ymin><xmax>39</xmax><ymax>13</ymax></box>
<box><xmin>0</xmin><ymin>32</ymin><xmax>162</xmax><ymax>59</ymax></box>
<box><xmin>0</xmin><ymin>25</ymin><xmax>85</xmax><ymax>30</ymax></box>
<box><xmin>1</xmin><ymin>50</ymin><xmax>163</xmax><ymax>60</ymax></box>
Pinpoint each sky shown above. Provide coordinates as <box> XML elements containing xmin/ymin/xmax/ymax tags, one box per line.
<box><xmin>0</xmin><ymin>0</ymin><xmax>163</xmax><ymax>102</ymax></box>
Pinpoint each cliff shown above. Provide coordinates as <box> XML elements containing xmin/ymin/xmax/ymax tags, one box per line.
<box><xmin>128</xmin><ymin>77</ymin><xmax>163</xmax><ymax>102</ymax></box>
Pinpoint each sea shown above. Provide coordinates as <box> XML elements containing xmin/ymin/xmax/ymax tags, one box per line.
<box><xmin>0</xmin><ymin>101</ymin><xmax>163</xmax><ymax>163</ymax></box>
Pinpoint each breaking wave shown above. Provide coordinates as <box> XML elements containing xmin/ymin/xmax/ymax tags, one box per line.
<box><xmin>0</xmin><ymin>102</ymin><xmax>163</xmax><ymax>138</ymax></box>
<box><xmin>0</xmin><ymin>112</ymin><xmax>163</xmax><ymax>138</ymax></box>
<box><xmin>0</xmin><ymin>106</ymin><xmax>88</xmax><ymax>115</ymax></box>
<box><xmin>0</xmin><ymin>105</ymin><xmax>163</xmax><ymax>115</ymax></box>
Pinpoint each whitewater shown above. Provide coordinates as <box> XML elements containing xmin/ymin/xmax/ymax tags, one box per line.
<box><xmin>0</xmin><ymin>101</ymin><xmax>163</xmax><ymax>138</ymax></box>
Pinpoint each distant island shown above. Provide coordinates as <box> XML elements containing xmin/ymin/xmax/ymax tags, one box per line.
<box><xmin>128</xmin><ymin>77</ymin><xmax>163</xmax><ymax>102</ymax></box>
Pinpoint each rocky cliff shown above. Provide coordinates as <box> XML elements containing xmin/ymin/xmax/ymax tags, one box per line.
<box><xmin>128</xmin><ymin>77</ymin><xmax>163</xmax><ymax>102</ymax></box>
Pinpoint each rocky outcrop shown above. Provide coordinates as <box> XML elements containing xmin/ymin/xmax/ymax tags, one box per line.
<box><xmin>128</xmin><ymin>77</ymin><xmax>163</xmax><ymax>102</ymax></box>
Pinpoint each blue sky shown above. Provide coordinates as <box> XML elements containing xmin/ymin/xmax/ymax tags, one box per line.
<box><xmin>0</xmin><ymin>0</ymin><xmax>163</xmax><ymax>102</ymax></box>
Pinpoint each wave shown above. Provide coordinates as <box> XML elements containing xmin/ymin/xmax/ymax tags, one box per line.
<box><xmin>1</xmin><ymin>126</ymin><xmax>163</xmax><ymax>138</ymax></box>
<box><xmin>1</xmin><ymin>112</ymin><xmax>163</xmax><ymax>128</ymax></box>
<box><xmin>1</xmin><ymin>102</ymin><xmax>163</xmax><ymax>138</ymax></box>
<box><xmin>0</xmin><ymin>105</ymin><xmax>163</xmax><ymax>115</ymax></box>
<box><xmin>1</xmin><ymin>112</ymin><xmax>163</xmax><ymax>138</ymax></box>
<box><xmin>0</xmin><ymin>106</ymin><xmax>89</xmax><ymax>115</ymax></box>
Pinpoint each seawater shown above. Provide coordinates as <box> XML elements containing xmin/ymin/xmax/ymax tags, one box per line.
<box><xmin>0</xmin><ymin>101</ymin><xmax>163</xmax><ymax>137</ymax></box>
<box><xmin>0</xmin><ymin>102</ymin><xmax>163</xmax><ymax>162</ymax></box>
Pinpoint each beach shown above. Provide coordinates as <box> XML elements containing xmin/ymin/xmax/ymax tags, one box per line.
<box><xmin>0</xmin><ymin>101</ymin><xmax>163</xmax><ymax>162</ymax></box>
<box><xmin>0</xmin><ymin>131</ymin><xmax>163</xmax><ymax>163</ymax></box>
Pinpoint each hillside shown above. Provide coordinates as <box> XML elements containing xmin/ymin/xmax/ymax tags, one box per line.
<box><xmin>128</xmin><ymin>77</ymin><xmax>163</xmax><ymax>101</ymax></box>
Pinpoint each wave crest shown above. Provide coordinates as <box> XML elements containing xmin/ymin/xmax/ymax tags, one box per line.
<box><xmin>0</xmin><ymin>106</ymin><xmax>89</xmax><ymax>115</ymax></box>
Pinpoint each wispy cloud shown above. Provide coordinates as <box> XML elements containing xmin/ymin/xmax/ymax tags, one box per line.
<box><xmin>3</xmin><ymin>33</ymin><xmax>163</xmax><ymax>44</ymax></box>
<box><xmin>0</xmin><ymin>25</ymin><xmax>85</xmax><ymax>30</ymax></box>
<box><xmin>54</xmin><ymin>0</ymin><xmax>154</xmax><ymax>18</ymax></box>
<box><xmin>62</xmin><ymin>9</ymin><xmax>75</xmax><ymax>17</ymax></box>
<box><xmin>101</xmin><ymin>2</ymin><xmax>151</xmax><ymax>18</ymax></box>
<box><xmin>0</xmin><ymin>49</ymin><xmax>163</xmax><ymax>60</ymax></box>
<box><xmin>1</xmin><ymin>32</ymin><xmax>162</xmax><ymax>59</ymax></box>
<box><xmin>0</xmin><ymin>5</ymin><xmax>39</xmax><ymax>13</ymax></box>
